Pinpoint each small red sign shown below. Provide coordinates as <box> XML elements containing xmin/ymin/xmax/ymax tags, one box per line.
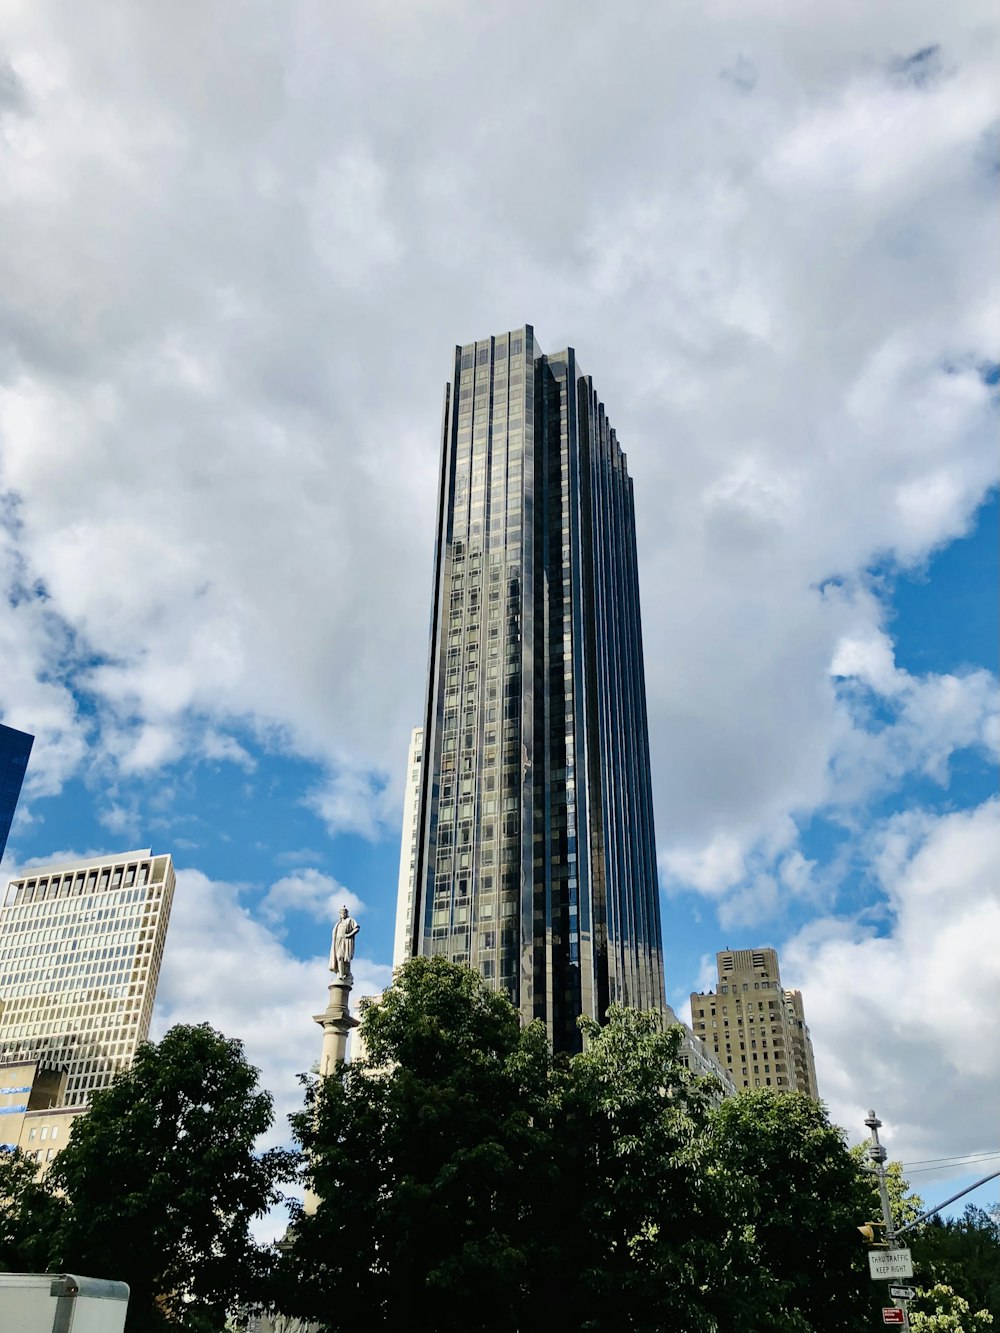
<box><xmin>882</xmin><ymin>1311</ymin><xmax>905</xmax><ymax>1326</ymax></box>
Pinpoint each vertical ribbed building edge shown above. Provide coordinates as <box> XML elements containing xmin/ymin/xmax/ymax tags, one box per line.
<box><xmin>408</xmin><ymin>327</ymin><xmax>665</xmax><ymax>1051</ymax></box>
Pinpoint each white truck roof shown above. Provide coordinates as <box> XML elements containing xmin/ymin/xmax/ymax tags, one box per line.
<box><xmin>0</xmin><ymin>1272</ymin><xmax>129</xmax><ymax>1333</ymax></box>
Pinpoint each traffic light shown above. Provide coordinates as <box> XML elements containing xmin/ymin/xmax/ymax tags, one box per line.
<box><xmin>857</xmin><ymin>1222</ymin><xmax>887</xmax><ymax>1244</ymax></box>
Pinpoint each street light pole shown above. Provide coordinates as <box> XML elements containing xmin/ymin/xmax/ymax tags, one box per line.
<box><xmin>865</xmin><ymin>1109</ymin><xmax>899</xmax><ymax>1247</ymax></box>
<box><xmin>865</xmin><ymin>1109</ymin><xmax>910</xmax><ymax>1331</ymax></box>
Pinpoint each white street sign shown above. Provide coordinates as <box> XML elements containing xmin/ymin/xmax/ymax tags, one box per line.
<box><xmin>869</xmin><ymin>1249</ymin><xmax>914</xmax><ymax>1280</ymax></box>
<box><xmin>889</xmin><ymin>1285</ymin><xmax>917</xmax><ymax>1301</ymax></box>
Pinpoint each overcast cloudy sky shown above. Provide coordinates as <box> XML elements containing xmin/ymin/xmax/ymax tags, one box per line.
<box><xmin>1</xmin><ymin>0</ymin><xmax>997</xmax><ymax>1205</ymax></box>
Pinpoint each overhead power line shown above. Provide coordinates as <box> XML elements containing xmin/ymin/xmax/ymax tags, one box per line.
<box><xmin>897</xmin><ymin>1171</ymin><xmax>1000</xmax><ymax>1235</ymax></box>
<box><xmin>906</xmin><ymin>1157</ymin><xmax>1000</xmax><ymax>1178</ymax></box>
<box><xmin>900</xmin><ymin>1149</ymin><xmax>1000</xmax><ymax>1169</ymax></box>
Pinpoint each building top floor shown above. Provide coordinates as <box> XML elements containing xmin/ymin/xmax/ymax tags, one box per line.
<box><xmin>8</xmin><ymin>848</ymin><xmax>153</xmax><ymax>878</ymax></box>
<box><xmin>691</xmin><ymin>980</ymin><xmax>784</xmax><ymax>998</ymax></box>
<box><xmin>3</xmin><ymin>850</ymin><xmax>173</xmax><ymax>909</ymax></box>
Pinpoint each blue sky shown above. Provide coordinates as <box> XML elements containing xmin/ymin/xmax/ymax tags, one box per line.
<box><xmin>0</xmin><ymin>0</ymin><xmax>997</xmax><ymax>1208</ymax></box>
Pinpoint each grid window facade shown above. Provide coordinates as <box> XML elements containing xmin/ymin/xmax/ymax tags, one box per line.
<box><xmin>404</xmin><ymin>326</ymin><xmax>665</xmax><ymax>1051</ymax></box>
<box><xmin>0</xmin><ymin>850</ymin><xmax>175</xmax><ymax>1107</ymax></box>
<box><xmin>688</xmin><ymin>949</ymin><xmax>819</xmax><ymax>1097</ymax></box>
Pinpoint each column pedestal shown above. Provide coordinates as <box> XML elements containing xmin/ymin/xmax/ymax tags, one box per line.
<box><xmin>313</xmin><ymin>975</ymin><xmax>359</xmax><ymax>1076</ymax></box>
<box><xmin>303</xmin><ymin>974</ymin><xmax>358</xmax><ymax>1217</ymax></box>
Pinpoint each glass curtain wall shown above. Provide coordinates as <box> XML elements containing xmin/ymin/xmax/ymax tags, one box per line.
<box><xmin>410</xmin><ymin>326</ymin><xmax>665</xmax><ymax>1051</ymax></box>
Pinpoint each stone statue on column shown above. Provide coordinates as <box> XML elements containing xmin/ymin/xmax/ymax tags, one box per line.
<box><xmin>329</xmin><ymin>905</ymin><xmax>360</xmax><ymax>980</ymax></box>
<box><xmin>303</xmin><ymin>906</ymin><xmax>362</xmax><ymax>1218</ymax></box>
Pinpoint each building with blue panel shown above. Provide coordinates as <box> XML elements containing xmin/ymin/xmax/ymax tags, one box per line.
<box><xmin>0</xmin><ymin>724</ymin><xmax>33</xmax><ymax>862</ymax></box>
<box><xmin>402</xmin><ymin>327</ymin><xmax>665</xmax><ymax>1052</ymax></box>
<box><xmin>0</xmin><ymin>1058</ymin><xmax>65</xmax><ymax>1151</ymax></box>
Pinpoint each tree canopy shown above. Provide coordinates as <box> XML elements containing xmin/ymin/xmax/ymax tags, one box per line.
<box><xmin>907</xmin><ymin>1282</ymin><xmax>995</xmax><ymax>1332</ymax></box>
<box><xmin>4</xmin><ymin>1022</ymin><xmax>294</xmax><ymax>1332</ymax></box>
<box><xmin>911</xmin><ymin>1205</ymin><xmax>1000</xmax><ymax>1326</ymax></box>
<box><xmin>277</xmin><ymin>957</ymin><xmax>875</xmax><ymax>1333</ymax></box>
<box><xmin>283</xmin><ymin>956</ymin><xmax>555</xmax><ymax>1332</ymax></box>
<box><xmin>9</xmin><ymin>968</ymin><xmax>991</xmax><ymax>1332</ymax></box>
<box><xmin>708</xmin><ymin>1088</ymin><xmax>873</xmax><ymax>1330</ymax></box>
<box><xmin>0</xmin><ymin>1144</ymin><xmax>62</xmax><ymax>1273</ymax></box>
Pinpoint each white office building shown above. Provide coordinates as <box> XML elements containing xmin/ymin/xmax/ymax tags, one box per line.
<box><xmin>0</xmin><ymin>849</ymin><xmax>175</xmax><ymax>1106</ymax></box>
<box><xmin>392</xmin><ymin>727</ymin><xmax>423</xmax><ymax>971</ymax></box>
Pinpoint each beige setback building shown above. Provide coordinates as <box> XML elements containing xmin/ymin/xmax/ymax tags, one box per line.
<box><xmin>690</xmin><ymin>948</ymin><xmax>819</xmax><ymax>1097</ymax></box>
<box><xmin>1</xmin><ymin>1057</ymin><xmax>64</xmax><ymax>1156</ymax></box>
<box><xmin>0</xmin><ymin>1058</ymin><xmax>86</xmax><ymax>1169</ymax></box>
<box><xmin>0</xmin><ymin>849</ymin><xmax>175</xmax><ymax>1110</ymax></box>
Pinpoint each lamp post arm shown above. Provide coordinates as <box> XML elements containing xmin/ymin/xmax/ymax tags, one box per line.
<box><xmin>896</xmin><ymin>1169</ymin><xmax>1000</xmax><ymax>1236</ymax></box>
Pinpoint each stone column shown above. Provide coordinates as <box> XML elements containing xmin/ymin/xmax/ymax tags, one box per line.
<box><xmin>314</xmin><ymin>975</ymin><xmax>358</xmax><ymax>1076</ymax></box>
<box><xmin>302</xmin><ymin>975</ymin><xmax>358</xmax><ymax>1216</ymax></box>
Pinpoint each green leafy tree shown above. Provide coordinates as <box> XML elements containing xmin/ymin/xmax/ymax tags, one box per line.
<box><xmin>908</xmin><ymin>1281</ymin><xmax>994</xmax><ymax>1331</ymax></box>
<box><xmin>884</xmin><ymin>1159</ymin><xmax>927</xmax><ymax>1229</ymax></box>
<box><xmin>282</xmin><ymin>957</ymin><xmax>556</xmax><ymax>1333</ymax></box>
<box><xmin>849</xmin><ymin>1145</ymin><xmax>926</xmax><ymax>1233</ymax></box>
<box><xmin>43</xmin><ymin>1022</ymin><xmax>295</xmax><ymax>1332</ymax></box>
<box><xmin>913</xmin><ymin>1205</ymin><xmax>1000</xmax><ymax>1320</ymax></box>
<box><xmin>279</xmin><ymin>961</ymin><xmax>884</xmax><ymax>1333</ymax></box>
<box><xmin>698</xmin><ymin>1087</ymin><xmax>875</xmax><ymax>1331</ymax></box>
<box><xmin>0</xmin><ymin>1146</ymin><xmax>64</xmax><ymax>1272</ymax></box>
<box><xmin>543</xmin><ymin>1006</ymin><xmax>728</xmax><ymax>1333</ymax></box>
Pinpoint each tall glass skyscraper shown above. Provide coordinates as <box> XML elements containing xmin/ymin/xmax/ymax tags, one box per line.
<box><xmin>0</xmin><ymin>723</ymin><xmax>33</xmax><ymax>862</ymax></box>
<box><xmin>403</xmin><ymin>325</ymin><xmax>665</xmax><ymax>1051</ymax></box>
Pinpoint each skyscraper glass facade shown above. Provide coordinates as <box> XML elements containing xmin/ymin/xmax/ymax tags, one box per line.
<box><xmin>406</xmin><ymin>326</ymin><xmax>665</xmax><ymax>1051</ymax></box>
<box><xmin>0</xmin><ymin>723</ymin><xmax>33</xmax><ymax>862</ymax></box>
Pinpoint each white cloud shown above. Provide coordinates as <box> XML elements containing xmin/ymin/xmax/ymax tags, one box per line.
<box><xmin>661</xmin><ymin>829</ymin><xmax>754</xmax><ymax>897</ymax></box>
<box><xmin>96</xmin><ymin>800</ymin><xmax>141</xmax><ymax>841</ymax></box>
<box><xmin>0</xmin><ymin>507</ymin><xmax>88</xmax><ymax>800</ymax></box>
<box><xmin>828</xmin><ymin>628</ymin><xmax>998</xmax><ymax>803</ymax></box>
<box><xmin>830</xmin><ymin>628</ymin><xmax>903</xmax><ymax>697</ymax></box>
<box><xmin>0</xmin><ymin>0</ymin><xmax>996</xmax><ymax>1166</ymax></box>
<box><xmin>778</xmin><ymin>850</ymin><xmax>818</xmax><ymax>896</ymax></box>
<box><xmin>304</xmin><ymin>767</ymin><xmax>394</xmax><ymax>841</ymax></box>
<box><xmin>259</xmin><ymin>867</ymin><xmax>364</xmax><ymax>926</ymax></box>
<box><xmin>305</xmin><ymin>146</ymin><xmax>402</xmax><ymax>284</ymax></box>
<box><xmin>718</xmin><ymin>874</ymin><xmax>781</xmax><ymax>930</ymax></box>
<box><xmin>201</xmin><ymin>729</ymin><xmax>257</xmax><ymax>770</ymax></box>
<box><xmin>783</xmin><ymin>797</ymin><xmax>1000</xmax><ymax>1160</ymax></box>
<box><xmin>0</xmin><ymin>2</ymin><xmax>992</xmax><ymax>852</ymax></box>
<box><xmin>660</xmin><ymin>595</ymin><xmax>997</xmax><ymax>907</ymax></box>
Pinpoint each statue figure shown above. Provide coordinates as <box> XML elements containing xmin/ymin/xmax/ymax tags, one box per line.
<box><xmin>329</xmin><ymin>905</ymin><xmax>360</xmax><ymax>980</ymax></box>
